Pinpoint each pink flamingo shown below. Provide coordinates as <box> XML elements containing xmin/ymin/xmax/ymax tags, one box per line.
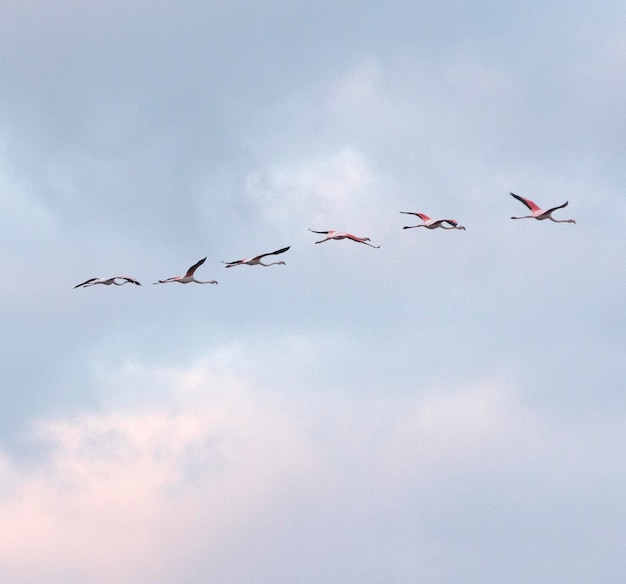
<box><xmin>153</xmin><ymin>257</ymin><xmax>218</xmax><ymax>284</ymax></box>
<box><xmin>308</xmin><ymin>228</ymin><xmax>380</xmax><ymax>248</ymax></box>
<box><xmin>222</xmin><ymin>246</ymin><xmax>290</xmax><ymax>268</ymax></box>
<box><xmin>400</xmin><ymin>212</ymin><xmax>466</xmax><ymax>230</ymax></box>
<box><xmin>74</xmin><ymin>276</ymin><xmax>141</xmax><ymax>288</ymax></box>
<box><xmin>510</xmin><ymin>192</ymin><xmax>575</xmax><ymax>223</ymax></box>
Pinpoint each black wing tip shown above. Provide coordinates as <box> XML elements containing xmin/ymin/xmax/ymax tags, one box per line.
<box><xmin>121</xmin><ymin>277</ymin><xmax>141</xmax><ymax>286</ymax></box>
<box><xmin>74</xmin><ymin>278</ymin><xmax>95</xmax><ymax>288</ymax></box>
<box><xmin>509</xmin><ymin>192</ymin><xmax>533</xmax><ymax>210</ymax></box>
<box><xmin>186</xmin><ymin>256</ymin><xmax>208</xmax><ymax>273</ymax></box>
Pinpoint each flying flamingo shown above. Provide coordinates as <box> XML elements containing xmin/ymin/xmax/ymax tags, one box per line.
<box><xmin>510</xmin><ymin>192</ymin><xmax>576</xmax><ymax>223</ymax></box>
<box><xmin>307</xmin><ymin>228</ymin><xmax>380</xmax><ymax>248</ymax></box>
<box><xmin>74</xmin><ymin>276</ymin><xmax>142</xmax><ymax>288</ymax></box>
<box><xmin>153</xmin><ymin>257</ymin><xmax>218</xmax><ymax>284</ymax></box>
<box><xmin>221</xmin><ymin>246</ymin><xmax>290</xmax><ymax>268</ymax></box>
<box><xmin>400</xmin><ymin>212</ymin><xmax>466</xmax><ymax>230</ymax></box>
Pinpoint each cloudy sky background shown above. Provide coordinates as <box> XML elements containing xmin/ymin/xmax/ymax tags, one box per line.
<box><xmin>1</xmin><ymin>1</ymin><xmax>626</xmax><ymax>582</ymax></box>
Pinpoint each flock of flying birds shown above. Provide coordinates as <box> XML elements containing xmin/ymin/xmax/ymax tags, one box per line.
<box><xmin>74</xmin><ymin>192</ymin><xmax>576</xmax><ymax>289</ymax></box>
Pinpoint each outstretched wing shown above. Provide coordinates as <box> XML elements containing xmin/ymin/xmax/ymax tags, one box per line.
<box><xmin>546</xmin><ymin>200</ymin><xmax>569</xmax><ymax>214</ymax></box>
<box><xmin>74</xmin><ymin>278</ymin><xmax>98</xmax><ymax>288</ymax></box>
<box><xmin>221</xmin><ymin>258</ymin><xmax>244</xmax><ymax>266</ymax></box>
<box><xmin>400</xmin><ymin>211</ymin><xmax>430</xmax><ymax>222</ymax></box>
<box><xmin>308</xmin><ymin>228</ymin><xmax>330</xmax><ymax>235</ymax></box>
<box><xmin>185</xmin><ymin>257</ymin><xmax>207</xmax><ymax>277</ymax></box>
<box><xmin>510</xmin><ymin>192</ymin><xmax>540</xmax><ymax>212</ymax></box>
<box><xmin>255</xmin><ymin>246</ymin><xmax>291</xmax><ymax>259</ymax></box>
<box><xmin>117</xmin><ymin>277</ymin><xmax>142</xmax><ymax>286</ymax></box>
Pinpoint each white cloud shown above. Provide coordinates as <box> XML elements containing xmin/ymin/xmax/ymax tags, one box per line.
<box><xmin>0</xmin><ymin>359</ymin><xmax>313</xmax><ymax>583</ymax></box>
<box><xmin>1</xmin><ymin>346</ymin><xmax>620</xmax><ymax>583</ymax></box>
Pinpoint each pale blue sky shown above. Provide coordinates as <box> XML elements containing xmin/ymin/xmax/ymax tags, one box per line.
<box><xmin>1</xmin><ymin>1</ymin><xmax>625</xmax><ymax>582</ymax></box>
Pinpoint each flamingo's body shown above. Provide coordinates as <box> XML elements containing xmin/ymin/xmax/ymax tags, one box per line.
<box><xmin>308</xmin><ymin>228</ymin><xmax>380</xmax><ymax>248</ymax></box>
<box><xmin>222</xmin><ymin>246</ymin><xmax>290</xmax><ymax>268</ymax></box>
<box><xmin>153</xmin><ymin>257</ymin><xmax>218</xmax><ymax>284</ymax></box>
<box><xmin>510</xmin><ymin>192</ymin><xmax>575</xmax><ymax>223</ymax></box>
<box><xmin>400</xmin><ymin>212</ymin><xmax>466</xmax><ymax>230</ymax></box>
<box><xmin>74</xmin><ymin>276</ymin><xmax>141</xmax><ymax>288</ymax></box>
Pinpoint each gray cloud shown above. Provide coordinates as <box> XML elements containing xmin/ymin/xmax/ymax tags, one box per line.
<box><xmin>1</xmin><ymin>1</ymin><xmax>625</xmax><ymax>581</ymax></box>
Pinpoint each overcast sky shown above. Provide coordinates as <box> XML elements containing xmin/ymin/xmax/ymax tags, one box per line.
<box><xmin>1</xmin><ymin>1</ymin><xmax>626</xmax><ymax>583</ymax></box>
